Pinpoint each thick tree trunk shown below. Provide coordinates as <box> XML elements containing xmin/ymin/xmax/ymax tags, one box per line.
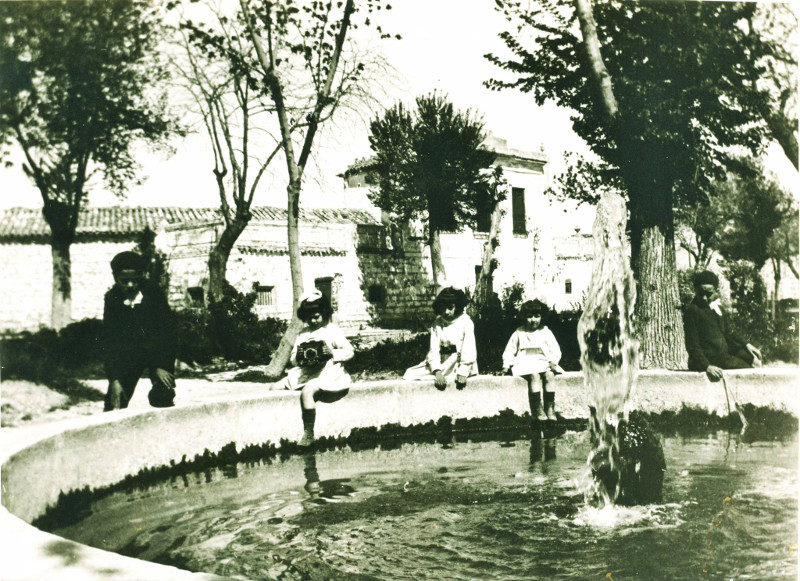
<box><xmin>429</xmin><ymin>229</ymin><xmax>447</xmax><ymax>292</ymax></box>
<box><xmin>629</xmin><ymin>195</ymin><xmax>688</xmax><ymax>369</ymax></box>
<box><xmin>575</xmin><ymin>0</ymin><xmax>687</xmax><ymax>369</ymax></box>
<box><xmin>208</xmin><ymin>218</ymin><xmax>250</xmax><ymax>303</ymax></box>
<box><xmin>50</xmin><ymin>238</ymin><xmax>72</xmax><ymax>330</ymax></box>
<box><xmin>263</xmin><ymin>178</ymin><xmax>304</xmax><ymax>379</ymax></box>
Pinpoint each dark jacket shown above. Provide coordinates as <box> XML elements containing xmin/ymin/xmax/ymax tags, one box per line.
<box><xmin>683</xmin><ymin>298</ymin><xmax>747</xmax><ymax>371</ymax></box>
<box><xmin>102</xmin><ymin>281</ymin><xmax>176</xmax><ymax>380</ymax></box>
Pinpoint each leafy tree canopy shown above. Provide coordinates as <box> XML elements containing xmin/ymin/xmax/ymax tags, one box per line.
<box><xmin>368</xmin><ymin>93</ymin><xmax>499</xmax><ymax>235</ymax></box>
<box><xmin>0</xmin><ymin>0</ymin><xmax>179</xmax><ymax>207</ymax></box>
<box><xmin>710</xmin><ymin>159</ymin><xmax>794</xmax><ymax>270</ymax></box>
<box><xmin>487</xmin><ymin>0</ymin><xmax>768</xmax><ymax>209</ymax></box>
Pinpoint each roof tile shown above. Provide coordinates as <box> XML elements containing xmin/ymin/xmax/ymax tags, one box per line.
<box><xmin>0</xmin><ymin>205</ymin><xmax>378</xmax><ymax>242</ymax></box>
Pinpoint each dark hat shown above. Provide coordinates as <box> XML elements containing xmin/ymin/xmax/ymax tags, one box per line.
<box><xmin>111</xmin><ymin>251</ymin><xmax>146</xmax><ymax>275</ymax></box>
<box><xmin>694</xmin><ymin>270</ymin><xmax>719</xmax><ymax>288</ymax></box>
<box><xmin>297</xmin><ymin>289</ymin><xmax>333</xmax><ymax>322</ymax></box>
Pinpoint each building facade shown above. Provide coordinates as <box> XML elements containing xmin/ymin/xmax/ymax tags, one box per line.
<box><xmin>0</xmin><ymin>136</ymin><xmax>601</xmax><ymax>333</ymax></box>
<box><xmin>340</xmin><ymin>134</ymin><xmax>596</xmax><ymax>313</ymax></box>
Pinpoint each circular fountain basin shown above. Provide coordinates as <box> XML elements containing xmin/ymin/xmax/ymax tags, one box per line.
<box><xmin>1</xmin><ymin>369</ymin><xmax>797</xmax><ymax>580</ymax></box>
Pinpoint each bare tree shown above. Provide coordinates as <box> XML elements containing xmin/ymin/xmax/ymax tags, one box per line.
<box><xmin>238</xmin><ymin>0</ymin><xmax>392</xmax><ymax>377</ymax></box>
<box><xmin>171</xmin><ymin>0</ymin><xmax>283</xmax><ymax>302</ymax></box>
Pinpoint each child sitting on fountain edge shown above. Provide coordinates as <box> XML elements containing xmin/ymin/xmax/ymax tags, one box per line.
<box><xmin>502</xmin><ymin>299</ymin><xmax>564</xmax><ymax>422</ymax></box>
<box><xmin>271</xmin><ymin>290</ymin><xmax>354</xmax><ymax>447</ymax></box>
<box><xmin>403</xmin><ymin>287</ymin><xmax>478</xmax><ymax>390</ymax></box>
<box><xmin>684</xmin><ymin>270</ymin><xmax>762</xmax><ymax>381</ymax></box>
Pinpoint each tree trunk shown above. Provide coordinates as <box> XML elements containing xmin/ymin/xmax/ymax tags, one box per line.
<box><xmin>771</xmin><ymin>257</ymin><xmax>781</xmax><ymax>320</ymax></box>
<box><xmin>263</xmin><ymin>178</ymin><xmax>304</xmax><ymax>379</ymax></box>
<box><xmin>429</xmin><ymin>228</ymin><xmax>447</xmax><ymax>292</ymax></box>
<box><xmin>474</xmin><ymin>202</ymin><xmax>503</xmax><ymax>310</ymax></box>
<box><xmin>50</xmin><ymin>238</ymin><xmax>72</xmax><ymax>330</ymax></box>
<box><xmin>575</xmin><ymin>0</ymin><xmax>687</xmax><ymax>369</ymax></box>
<box><xmin>208</xmin><ymin>218</ymin><xmax>250</xmax><ymax>303</ymax></box>
<box><xmin>629</xmin><ymin>194</ymin><xmax>688</xmax><ymax>369</ymax></box>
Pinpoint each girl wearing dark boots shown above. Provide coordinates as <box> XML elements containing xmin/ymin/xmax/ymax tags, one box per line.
<box><xmin>502</xmin><ymin>299</ymin><xmax>563</xmax><ymax>423</ymax></box>
<box><xmin>271</xmin><ymin>290</ymin><xmax>354</xmax><ymax>446</ymax></box>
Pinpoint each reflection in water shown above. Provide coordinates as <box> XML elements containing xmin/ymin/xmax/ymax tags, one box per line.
<box><xmin>529</xmin><ymin>427</ymin><xmax>559</xmax><ymax>466</ymax></box>
<box><xmin>49</xmin><ymin>434</ymin><xmax>797</xmax><ymax>581</ymax></box>
<box><xmin>301</xmin><ymin>449</ymin><xmax>356</xmax><ymax>504</ymax></box>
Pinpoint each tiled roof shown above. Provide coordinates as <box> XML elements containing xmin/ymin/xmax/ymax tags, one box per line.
<box><xmin>238</xmin><ymin>245</ymin><xmax>347</xmax><ymax>257</ymax></box>
<box><xmin>340</xmin><ymin>156</ymin><xmax>378</xmax><ymax>177</ymax></box>
<box><xmin>0</xmin><ymin>205</ymin><xmax>378</xmax><ymax>242</ymax></box>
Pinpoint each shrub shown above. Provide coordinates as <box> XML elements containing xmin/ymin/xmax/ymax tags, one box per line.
<box><xmin>469</xmin><ymin>283</ymin><xmax>582</xmax><ymax>373</ymax></box>
<box><xmin>57</xmin><ymin>318</ymin><xmax>105</xmax><ymax>373</ymax></box>
<box><xmin>676</xmin><ymin>269</ymin><xmax>697</xmax><ymax>311</ymax></box>
<box><xmin>547</xmin><ymin>309</ymin><xmax>582</xmax><ymax>371</ymax></box>
<box><xmin>761</xmin><ymin>301</ymin><xmax>798</xmax><ymax>364</ymax></box>
<box><xmin>206</xmin><ymin>283</ymin><xmax>286</xmax><ymax>363</ymax></box>
<box><xmin>346</xmin><ymin>333</ymin><xmax>430</xmax><ymax>377</ymax></box>
<box><xmin>174</xmin><ymin>284</ymin><xmax>287</xmax><ymax>366</ymax></box>
<box><xmin>724</xmin><ymin>260</ymin><xmax>774</xmax><ymax>358</ymax></box>
<box><xmin>1</xmin><ymin>322</ymin><xmax>104</xmax><ymax>402</ymax></box>
<box><xmin>174</xmin><ymin>308</ymin><xmax>215</xmax><ymax>365</ymax></box>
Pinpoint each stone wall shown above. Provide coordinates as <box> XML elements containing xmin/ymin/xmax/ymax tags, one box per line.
<box><xmin>0</xmin><ymin>240</ymin><xmax>136</xmax><ymax>332</ymax></box>
<box><xmin>165</xmin><ymin>220</ymin><xmax>377</xmax><ymax>330</ymax></box>
<box><xmin>356</xmin><ymin>224</ymin><xmax>436</xmax><ymax>327</ymax></box>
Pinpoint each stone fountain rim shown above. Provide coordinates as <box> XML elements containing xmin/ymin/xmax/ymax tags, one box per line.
<box><xmin>1</xmin><ymin>368</ymin><xmax>797</xmax><ymax>581</ymax></box>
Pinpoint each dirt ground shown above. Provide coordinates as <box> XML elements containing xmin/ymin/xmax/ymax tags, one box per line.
<box><xmin>1</xmin><ymin>380</ymin><xmax>104</xmax><ymax>427</ymax></box>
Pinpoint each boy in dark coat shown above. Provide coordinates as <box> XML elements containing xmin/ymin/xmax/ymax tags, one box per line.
<box><xmin>684</xmin><ymin>270</ymin><xmax>762</xmax><ymax>381</ymax></box>
<box><xmin>102</xmin><ymin>251</ymin><xmax>177</xmax><ymax>410</ymax></box>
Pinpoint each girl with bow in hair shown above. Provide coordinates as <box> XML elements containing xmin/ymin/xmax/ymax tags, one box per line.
<box><xmin>271</xmin><ymin>289</ymin><xmax>354</xmax><ymax>446</ymax></box>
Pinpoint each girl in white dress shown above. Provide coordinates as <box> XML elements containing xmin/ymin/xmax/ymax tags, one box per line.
<box><xmin>502</xmin><ymin>299</ymin><xmax>563</xmax><ymax>422</ymax></box>
<box><xmin>272</xmin><ymin>290</ymin><xmax>354</xmax><ymax>446</ymax></box>
<box><xmin>403</xmin><ymin>287</ymin><xmax>478</xmax><ymax>390</ymax></box>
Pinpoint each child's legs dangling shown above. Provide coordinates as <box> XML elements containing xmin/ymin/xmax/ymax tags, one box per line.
<box><xmin>299</xmin><ymin>385</ymin><xmax>319</xmax><ymax>447</ymax></box>
<box><xmin>526</xmin><ymin>374</ymin><xmax>547</xmax><ymax>422</ymax></box>
<box><xmin>299</xmin><ymin>385</ymin><xmax>350</xmax><ymax>446</ymax></box>
<box><xmin>542</xmin><ymin>370</ymin><xmax>556</xmax><ymax>421</ymax></box>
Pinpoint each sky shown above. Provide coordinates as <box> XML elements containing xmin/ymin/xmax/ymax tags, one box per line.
<box><xmin>1</xmin><ymin>0</ymin><xmax>797</xmax><ymax>209</ymax></box>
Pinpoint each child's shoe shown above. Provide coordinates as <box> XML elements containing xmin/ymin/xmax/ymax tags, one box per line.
<box><xmin>544</xmin><ymin>391</ymin><xmax>557</xmax><ymax>421</ymax></box>
<box><xmin>529</xmin><ymin>392</ymin><xmax>548</xmax><ymax>422</ymax></box>
<box><xmin>299</xmin><ymin>408</ymin><xmax>316</xmax><ymax>447</ymax></box>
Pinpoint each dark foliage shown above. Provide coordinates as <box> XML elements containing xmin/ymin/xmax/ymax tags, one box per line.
<box><xmin>135</xmin><ymin>227</ymin><xmax>170</xmax><ymax>292</ymax></box>
<box><xmin>346</xmin><ymin>333</ymin><xmax>431</xmax><ymax>377</ymax></box>
<box><xmin>725</xmin><ymin>261</ymin><xmax>798</xmax><ymax>364</ymax></box>
<box><xmin>1</xmin><ymin>320</ymin><xmax>104</xmax><ymax>402</ymax></box>
<box><xmin>368</xmin><ymin>93</ymin><xmax>500</xmax><ymax>243</ymax></box>
<box><xmin>176</xmin><ymin>283</ymin><xmax>287</xmax><ymax>365</ymax></box>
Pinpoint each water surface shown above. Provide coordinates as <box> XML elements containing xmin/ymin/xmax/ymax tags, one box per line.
<box><xmin>51</xmin><ymin>431</ymin><xmax>797</xmax><ymax>580</ymax></box>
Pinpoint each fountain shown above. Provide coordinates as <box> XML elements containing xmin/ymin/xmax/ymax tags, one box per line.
<box><xmin>1</xmin><ymin>198</ymin><xmax>797</xmax><ymax>580</ymax></box>
<box><xmin>577</xmin><ymin>191</ymin><xmax>666</xmax><ymax>506</ymax></box>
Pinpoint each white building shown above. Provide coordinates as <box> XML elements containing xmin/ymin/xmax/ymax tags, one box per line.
<box><xmin>0</xmin><ymin>135</ymin><xmax>598</xmax><ymax>332</ymax></box>
<box><xmin>339</xmin><ymin>134</ymin><xmax>596</xmax><ymax>311</ymax></box>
